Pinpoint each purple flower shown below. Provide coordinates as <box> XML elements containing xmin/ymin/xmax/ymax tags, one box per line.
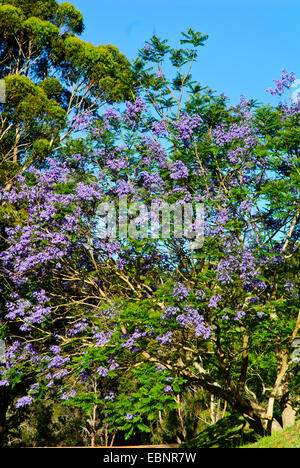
<box><xmin>0</xmin><ymin>380</ymin><xmax>9</xmax><ymax>387</ymax></box>
<box><xmin>266</xmin><ymin>69</ymin><xmax>296</xmax><ymax>97</ymax></box>
<box><xmin>125</xmin><ymin>413</ymin><xmax>134</xmax><ymax>420</ymax></box>
<box><xmin>116</xmin><ymin>258</ymin><xmax>129</xmax><ymax>270</ymax></box>
<box><xmin>53</xmin><ymin>369</ymin><xmax>69</xmax><ymax>379</ymax></box>
<box><xmin>75</xmin><ymin>182</ymin><xmax>101</xmax><ymax>201</ymax></box>
<box><xmin>47</xmin><ymin>355</ymin><xmax>70</xmax><ymax>369</ymax></box>
<box><xmin>60</xmin><ymin>389</ymin><xmax>77</xmax><ymax>401</ymax></box>
<box><xmin>79</xmin><ymin>369</ymin><xmax>90</xmax><ymax>382</ymax></box>
<box><xmin>234</xmin><ymin>310</ymin><xmax>246</xmax><ymax>321</ymax></box>
<box><xmin>173</xmin><ymin>283</ymin><xmax>191</xmax><ymax>301</ymax></box>
<box><xmin>177</xmin><ymin>306</ymin><xmax>212</xmax><ymax>339</ymax></box>
<box><xmin>96</xmin><ymin>366</ymin><xmax>109</xmax><ymax>377</ymax></box>
<box><xmin>108</xmin><ymin>359</ymin><xmax>119</xmax><ymax>370</ymax></box>
<box><xmin>155</xmin><ymin>70</ymin><xmax>165</xmax><ymax>79</ymax></box>
<box><xmin>284</xmin><ymin>281</ymin><xmax>294</xmax><ymax>292</ymax></box>
<box><xmin>32</xmin><ymin>290</ymin><xmax>48</xmax><ymax>304</ymax></box>
<box><xmin>161</xmin><ymin>306</ymin><xmax>179</xmax><ymax>319</ymax></box>
<box><xmin>106</xmin><ymin>156</ymin><xmax>128</xmax><ymax>172</ymax></box>
<box><xmin>28</xmin><ymin>383</ymin><xmax>40</xmax><ymax>396</ymax></box>
<box><xmin>238</xmin><ymin>200</ymin><xmax>252</xmax><ymax>212</ymax></box>
<box><xmin>157</xmin><ymin>332</ymin><xmax>173</xmax><ymax>345</ymax></box>
<box><xmin>164</xmin><ymin>385</ymin><xmax>172</xmax><ymax>393</ymax></box>
<box><xmin>49</xmin><ymin>345</ymin><xmax>61</xmax><ymax>355</ymax></box>
<box><xmin>100</xmin><ymin>240</ymin><xmax>122</xmax><ymax>258</ymax></box>
<box><xmin>71</xmin><ymin>110</ymin><xmax>94</xmax><ymax>131</ymax></box>
<box><xmin>105</xmin><ymin>392</ymin><xmax>115</xmax><ymax>401</ymax></box>
<box><xmin>67</xmin><ymin>319</ymin><xmax>89</xmax><ymax>337</ymax></box>
<box><xmin>93</xmin><ymin>330</ymin><xmax>112</xmax><ymax>346</ymax></box>
<box><xmin>155</xmin><ymin>365</ymin><xmax>166</xmax><ymax>373</ymax></box>
<box><xmin>123</xmin><ymin>97</ymin><xmax>146</xmax><ymax>128</ymax></box>
<box><xmin>208</xmin><ymin>294</ymin><xmax>222</xmax><ymax>308</ymax></box>
<box><xmin>104</xmin><ymin>107</ymin><xmax>121</xmax><ymax>121</ymax></box>
<box><xmin>173</xmin><ymin>113</ymin><xmax>202</xmax><ymax>145</ymax></box>
<box><xmin>212</xmin><ymin>122</ymin><xmax>254</xmax><ymax>147</ymax></box>
<box><xmin>152</xmin><ymin>120</ymin><xmax>167</xmax><ymax>136</ymax></box>
<box><xmin>114</xmin><ymin>180</ymin><xmax>133</xmax><ymax>197</ymax></box>
<box><xmin>169</xmin><ymin>160</ymin><xmax>189</xmax><ymax>180</ymax></box>
<box><xmin>16</xmin><ymin>396</ymin><xmax>33</xmax><ymax>408</ymax></box>
<box><xmin>195</xmin><ymin>290</ymin><xmax>206</xmax><ymax>300</ymax></box>
<box><xmin>141</xmin><ymin>171</ymin><xmax>163</xmax><ymax>189</ymax></box>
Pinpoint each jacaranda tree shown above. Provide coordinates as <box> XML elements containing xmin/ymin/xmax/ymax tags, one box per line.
<box><xmin>0</xmin><ymin>30</ymin><xmax>299</xmax><ymax>445</ymax></box>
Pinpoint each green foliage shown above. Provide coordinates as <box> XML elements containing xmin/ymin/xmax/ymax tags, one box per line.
<box><xmin>182</xmin><ymin>414</ymin><xmax>259</xmax><ymax>448</ymax></box>
<box><xmin>0</xmin><ymin>0</ymin><xmax>134</xmax><ymax>190</ymax></box>
<box><xmin>56</xmin><ymin>2</ymin><xmax>84</xmax><ymax>34</ymax></box>
<box><xmin>6</xmin><ymin>398</ymin><xmax>86</xmax><ymax>447</ymax></box>
<box><xmin>103</xmin><ymin>363</ymin><xmax>185</xmax><ymax>440</ymax></box>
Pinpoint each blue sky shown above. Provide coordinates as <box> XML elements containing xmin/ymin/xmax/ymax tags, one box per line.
<box><xmin>71</xmin><ymin>0</ymin><xmax>300</xmax><ymax>105</ymax></box>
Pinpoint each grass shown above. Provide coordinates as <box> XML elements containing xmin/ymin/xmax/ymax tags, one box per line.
<box><xmin>181</xmin><ymin>416</ymin><xmax>300</xmax><ymax>449</ymax></box>
<box><xmin>242</xmin><ymin>421</ymin><xmax>300</xmax><ymax>448</ymax></box>
<box><xmin>181</xmin><ymin>414</ymin><xmax>258</xmax><ymax>448</ymax></box>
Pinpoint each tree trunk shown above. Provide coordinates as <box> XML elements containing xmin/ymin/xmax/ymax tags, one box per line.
<box><xmin>281</xmin><ymin>393</ymin><xmax>296</xmax><ymax>430</ymax></box>
<box><xmin>0</xmin><ymin>387</ymin><xmax>10</xmax><ymax>448</ymax></box>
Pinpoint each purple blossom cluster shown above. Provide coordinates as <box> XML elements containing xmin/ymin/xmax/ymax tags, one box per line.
<box><xmin>177</xmin><ymin>306</ymin><xmax>212</xmax><ymax>339</ymax></box>
<box><xmin>164</xmin><ymin>385</ymin><xmax>172</xmax><ymax>393</ymax></box>
<box><xmin>16</xmin><ymin>396</ymin><xmax>34</xmax><ymax>408</ymax></box>
<box><xmin>169</xmin><ymin>160</ymin><xmax>189</xmax><ymax>180</ymax></box>
<box><xmin>71</xmin><ymin>110</ymin><xmax>94</xmax><ymax>132</ymax></box>
<box><xmin>97</xmin><ymin>306</ymin><xmax>119</xmax><ymax>320</ymax></box>
<box><xmin>212</xmin><ymin>122</ymin><xmax>255</xmax><ymax>147</ymax></box>
<box><xmin>152</xmin><ymin>120</ymin><xmax>167</xmax><ymax>136</ymax></box>
<box><xmin>123</xmin><ymin>96</ymin><xmax>146</xmax><ymax>128</ymax></box>
<box><xmin>139</xmin><ymin>135</ymin><xmax>168</xmax><ymax>169</ymax></box>
<box><xmin>156</xmin><ymin>331</ymin><xmax>173</xmax><ymax>345</ymax></box>
<box><xmin>173</xmin><ymin>283</ymin><xmax>191</xmax><ymax>301</ymax></box>
<box><xmin>60</xmin><ymin>389</ymin><xmax>77</xmax><ymax>401</ymax></box>
<box><xmin>67</xmin><ymin>319</ymin><xmax>89</xmax><ymax>337</ymax></box>
<box><xmin>140</xmin><ymin>171</ymin><xmax>164</xmax><ymax>190</ymax></box>
<box><xmin>104</xmin><ymin>107</ymin><xmax>121</xmax><ymax>121</ymax></box>
<box><xmin>284</xmin><ymin>281</ymin><xmax>295</xmax><ymax>292</ymax></box>
<box><xmin>96</xmin><ymin>366</ymin><xmax>109</xmax><ymax>377</ymax></box>
<box><xmin>105</xmin><ymin>392</ymin><xmax>116</xmax><ymax>401</ymax></box>
<box><xmin>0</xmin><ymin>159</ymin><xmax>102</xmax><ymax>290</ymax></box>
<box><xmin>195</xmin><ymin>290</ymin><xmax>206</xmax><ymax>300</ymax></box>
<box><xmin>4</xmin><ymin>292</ymin><xmax>51</xmax><ymax>332</ymax></box>
<box><xmin>266</xmin><ymin>69</ymin><xmax>296</xmax><ymax>97</ymax></box>
<box><xmin>122</xmin><ymin>328</ymin><xmax>152</xmax><ymax>351</ymax></box>
<box><xmin>114</xmin><ymin>179</ymin><xmax>134</xmax><ymax>197</ymax></box>
<box><xmin>215</xmin><ymin>247</ymin><xmax>257</xmax><ymax>288</ymax></box>
<box><xmin>100</xmin><ymin>240</ymin><xmax>122</xmax><ymax>258</ymax></box>
<box><xmin>208</xmin><ymin>294</ymin><xmax>222</xmax><ymax>309</ymax></box>
<box><xmin>93</xmin><ymin>330</ymin><xmax>113</xmax><ymax>346</ymax></box>
<box><xmin>234</xmin><ymin>310</ymin><xmax>246</xmax><ymax>321</ymax></box>
<box><xmin>161</xmin><ymin>306</ymin><xmax>180</xmax><ymax>319</ymax></box>
<box><xmin>106</xmin><ymin>157</ymin><xmax>128</xmax><ymax>172</ymax></box>
<box><xmin>75</xmin><ymin>182</ymin><xmax>101</xmax><ymax>201</ymax></box>
<box><xmin>173</xmin><ymin>113</ymin><xmax>202</xmax><ymax>145</ymax></box>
